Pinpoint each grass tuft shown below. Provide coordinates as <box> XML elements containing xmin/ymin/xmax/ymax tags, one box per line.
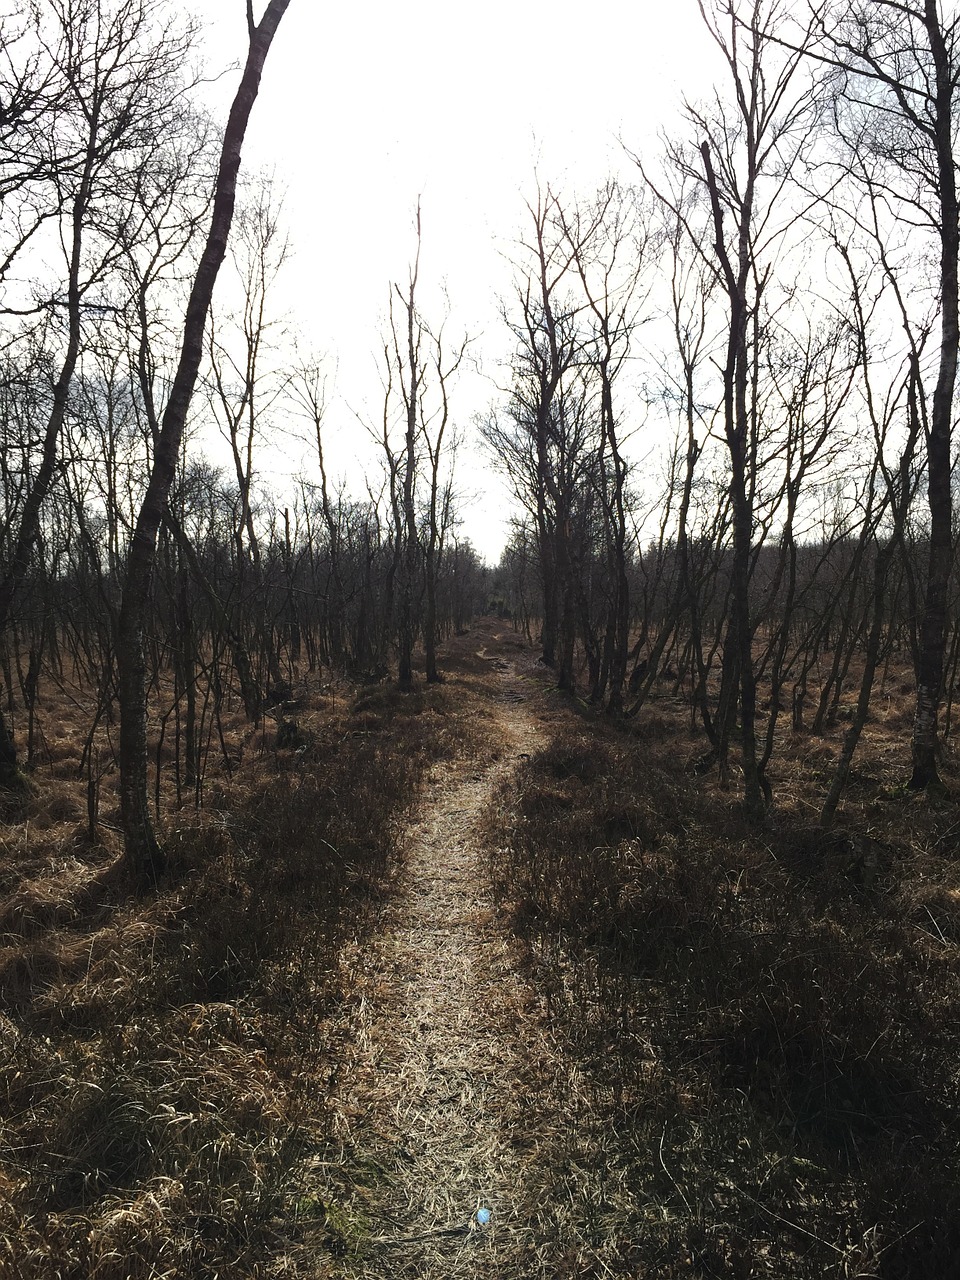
<box><xmin>0</xmin><ymin>650</ymin><xmax>484</xmax><ymax>1278</ymax></box>
<box><xmin>489</xmin><ymin>715</ymin><xmax>960</xmax><ymax>1277</ymax></box>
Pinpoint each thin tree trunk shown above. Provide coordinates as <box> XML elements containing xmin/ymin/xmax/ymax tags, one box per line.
<box><xmin>911</xmin><ymin>0</ymin><xmax>959</xmax><ymax>791</ymax></box>
<box><xmin>701</xmin><ymin>139</ymin><xmax>765</xmax><ymax>815</ymax></box>
<box><xmin>0</xmin><ymin>150</ymin><xmax>92</xmax><ymax>784</ymax></box>
<box><xmin>822</xmin><ymin>539</ymin><xmax>894</xmax><ymax>826</ymax></box>
<box><xmin>117</xmin><ymin>0</ymin><xmax>291</xmax><ymax>883</ymax></box>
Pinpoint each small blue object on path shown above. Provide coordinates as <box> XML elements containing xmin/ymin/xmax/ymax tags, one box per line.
<box><xmin>476</xmin><ymin>1207</ymin><xmax>491</xmax><ymax>1226</ymax></box>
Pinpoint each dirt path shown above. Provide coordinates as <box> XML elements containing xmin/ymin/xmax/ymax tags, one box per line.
<box><xmin>310</xmin><ymin>648</ymin><xmax>571</xmax><ymax>1278</ymax></box>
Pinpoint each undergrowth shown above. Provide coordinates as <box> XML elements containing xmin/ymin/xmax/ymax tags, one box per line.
<box><xmin>489</xmin><ymin>717</ymin><xmax>960</xmax><ymax>1279</ymax></box>
<box><xmin>0</xmin><ymin>664</ymin><xmax>483</xmax><ymax>1279</ymax></box>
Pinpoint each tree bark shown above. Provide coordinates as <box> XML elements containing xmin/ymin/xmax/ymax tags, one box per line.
<box><xmin>117</xmin><ymin>0</ymin><xmax>292</xmax><ymax>883</ymax></box>
<box><xmin>701</xmin><ymin>139</ymin><xmax>766</xmax><ymax>816</ymax></box>
<box><xmin>910</xmin><ymin>0</ymin><xmax>959</xmax><ymax>791</ymax></box>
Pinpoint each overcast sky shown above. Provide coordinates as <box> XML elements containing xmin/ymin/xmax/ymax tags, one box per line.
<box><xmin>197</xmin><ymin>0</ymin><xmax>714</xmax><ymax>561</ymax></box>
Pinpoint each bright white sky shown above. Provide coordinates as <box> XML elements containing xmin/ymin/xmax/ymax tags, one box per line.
<box><xmin>198</xmin><ymin>0</ymin><xmax>715</xmax><ymax>562</ymax></box>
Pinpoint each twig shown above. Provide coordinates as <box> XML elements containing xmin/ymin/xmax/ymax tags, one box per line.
<box><xmin>732</xmin><ymin>1183</ymin><xmax>845</xmax><ymax>1255</ymax></box>
<box><xmin>370</xmin><ymin>1223</ymin><xmax>472</xmax><ymax>1247</ymax></box>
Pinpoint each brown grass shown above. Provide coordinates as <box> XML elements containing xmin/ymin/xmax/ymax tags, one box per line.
<box><xmin>0</xmin><ymin>639</ymin><xmax>493</xmax><ymax>1280</ymax></box>
<box><xmin>9</xmin><ymin>620</ymin><xmax>960</xmax><ymax>1278</ymax></box>
<box><xmin>486</xmin><ymin>678</ymin><xmax>960</xmax><ymax>1278</ymax></box>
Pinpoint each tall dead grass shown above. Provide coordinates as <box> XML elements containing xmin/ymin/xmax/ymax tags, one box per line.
<box><xmin>0</xmin><ymin>663</ymin><xmax>483</xmax><ymax>1279</ymax></box>
<box><xmin>488</xmin><ymin>715</ymin><xmax>960</xmax><ymax>1278</ymax></box>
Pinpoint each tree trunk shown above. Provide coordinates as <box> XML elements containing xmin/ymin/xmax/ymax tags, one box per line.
<box><xmin>909</xmin><ymin>2</ymin><xmax>958</xmax><ymax>791</ymax></box>
<box><xmin>701</xmin><ymin>139</ymin><xmax>766</xmax><ymax>815</ymax></box>
<box><xmin>117</xmin><ymin>0</ymin><xmax>291</xmax><ymax>883</ymax></box>
<box><xmin>425</xmin><ymin>543</ymin><xmax>440</xmax><ymax>683</ymax></box>
<box><xmin>0</xmin><ymin>708</ymin><xmax>17</xmax><ymax>787</ymax></box>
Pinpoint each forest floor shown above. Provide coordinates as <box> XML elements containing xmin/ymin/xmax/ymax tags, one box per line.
<box><xmin>5</xmin><ymin>619</ymin><xmax>960</xmax><ymax>1278</ymax></box>
<box><xmin>296</xmin><ymin>619</ymin><xmax>960</xmax><ymax>1279</ymax></box>
<box><xmin>296</xmin><ymin>625</ymin><xmax>612</xmax><ymax>1278</ymax></box>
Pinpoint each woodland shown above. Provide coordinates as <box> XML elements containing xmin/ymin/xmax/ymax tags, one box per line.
<box><xmin>3</xmin><ymin>0</ymin><xmax>960</xmax><ymax>1276</ymax></box>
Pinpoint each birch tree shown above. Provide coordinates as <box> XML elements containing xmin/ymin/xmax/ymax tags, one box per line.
<box><xmin>116</xmin><ymin>0</ymin><xmax>292</xmax><ymax>882</ymax></box>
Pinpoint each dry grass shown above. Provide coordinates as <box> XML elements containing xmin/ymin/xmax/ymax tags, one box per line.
<box><xmin>282</xmin><ymin>643</ymin><xmax>550</xmax><ymax>1280</ymax></box>
<box><xmin>486</xmin><ymin>675</ymin><xmax>960</xmax><ymax>1278</ymax></box>
<box><xmin>0</xmin><ymin>642</ymin><xmax>492</xmax><ymax>1280</ymax></box>
<box><xmin>8</xmin><ymin>621</ymin><xmax>960</xmax><ymax>1278</ymax></box>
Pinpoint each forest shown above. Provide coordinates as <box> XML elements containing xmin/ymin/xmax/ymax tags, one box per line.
<box><xmin>3</xmin><ymin>0</ymin><xmax>960</xmax><ymax>1276</ymax></box>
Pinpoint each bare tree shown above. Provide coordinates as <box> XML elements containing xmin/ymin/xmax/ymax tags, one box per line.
<box><xmin>484</xmin><ymin>185</ymin><xmax>591</xmax><ymax>691</ymax></box>
<box><xmin>378</xmin><ymin>207</ymin><xmax>464</xmax><ymax>687</ymax></box>
<box><xmin>558</xmin><ymin>181</ymin><xmax>652</xmax><ymax>712</ymax></box>
<box><xmin>642</xmin><ymin>0</ymin><xmax>818</xmax><ymax>814</ymax></box>
<box><xmin>0</xmin><ymin>0</ymin><xmax>196</xmax><ymax>784</ymax></box>
<box><xmin>208</xmin><ymin>179</ymin><xmax>291</xmax><ymax>710</ymax></box>
<box><xmin>811</xmin><ymin>0</ymin><xmax>960</xmax><ymax>792</ymax></box>
<box><xmin>117</xmin><ymin>0</ymin><xmax>292</xmax><ymax>883</ymax></box>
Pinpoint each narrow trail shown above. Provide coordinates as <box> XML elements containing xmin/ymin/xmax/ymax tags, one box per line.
<box><xmin>313</xmin><ymin>644</ymin><xmax>574</xmax><ymax>1278</ymax></box>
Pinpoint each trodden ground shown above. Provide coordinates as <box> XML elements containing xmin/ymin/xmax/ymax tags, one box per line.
<box><xmin>295</xmin><ymin>630</ymin><xmax>618</xmax><ymax>1278</ymax></box>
